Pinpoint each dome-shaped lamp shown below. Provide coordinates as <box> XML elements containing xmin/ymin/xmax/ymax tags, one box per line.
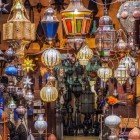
<box><xmin>41</xmin><ymin>7</ymin><xmax>59</xmax><ymax>44</ymax></box>
<box><xmin>77</xmin><ymin>44</ymin><xmax>93</xmax><ymax>66</ymax></box>
<box><xmin>114</xmin><ymin>64</ymin><xmax>129</xmax><ymax>85</ymax></box>
<box><xmin>105</xmin><ymin>115</ymin><xmax>121</xmax><ymax>140</ymax></box>
<box><xmin>41</xmin><ymin>48</ymin><xmax>61</xmax><ymax>69</ymax></box>
<box><xmin>128</xmin><ymin>127</ymin><xmax>140</xmax><ymax>140</ymax></box>
<box><xmin>34</xmin><ymin>114</ymin><xmax>47</xmax><ymax>134</ymax></box>
<box><xmin>97</xmin><ymin>63</ymin><xmax>112</xmax><ymax>82</ymax></box>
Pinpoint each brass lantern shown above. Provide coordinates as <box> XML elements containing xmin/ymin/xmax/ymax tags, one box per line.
<box><xmin>95</xmin><ymin>10</ymin><xmax>116</xmax><ymax>60</ymax></box>
<box><xmin>41</xmin><ymin>48</ymin><xmax>61</xmax><ymax>69</ymax></box>
<box><xmin>3</xmin><ymin>0</ymin><xmax>36</xmax><ymax>57</ymax></box>
<box><xmin>114</xmin><ymin>64</ymin><xmax>129</xmax><ymax>85</ymax></box>
<box><xmin>97</xmin><ymin>63</ymin><xmax>112</xmax><ymax>82</ymax></box>
<box><xmin>77</xmin><ymin>44</ymin><xmax>93</xmax><ymax>66</ymax></box>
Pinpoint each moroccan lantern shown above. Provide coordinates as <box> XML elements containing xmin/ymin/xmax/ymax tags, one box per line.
<box><xmin>40</xmin><ymin>83</ymin><xmax>58</xmax><ymax>102</ymax></box>
<box><xmin>117</xmin><ymin>0</ymin><xmax>140</xmax><ymax>34</ymax></box>
<box><xmin>3</xmin><ymin>0</ymin><xmax>36</xmax><ymax>57</ymax></box>
<box><xmin>17</xmin><ymin>64</ymin><xmax>24</xmax><ymax>81</ymax></box>
<box><xmin>0</xmin><ymin>83</ymin><xmax>5</xmax><ymax>93</ymax></box>
<box><xmin>0</xmin><ymin>50</ymin><xmax>7</xmax><ymax>74</ymax></box>
<box><xmin>114</xmin><ymin>64</ymin><xmax>129</xmax><ymax>85</ymax></box>
<box><xmin>77</xmin><ymin>44</ymin><xmax>93</xmax><ymax>66</ymax></box>
<box><xmin>95</xmin><ymin>9</ymin><xmax>116</xmax><ymax>60</ymax></box>
<box><xmin>7</xmin><ymin>81</ymin><xmax>16</xmax><ymax>94</ymax></box>
<box><xmin>5</xmin><ymin>47</ymin><xmax>15</xmax><ymax>62</ymax></box>
<box><xmin>8</xmin><ymin>98</ymin><xmax>16</xmax><ymax>111</ymax></box>
<box><xmin>5</xmin><ymin>65</ymin><xmax>18</xmax><ymax>76</ymax></box>
<box><xmin>41</xmin><ymin>7</ymin><xmax>59</xmax><ymax>43</ymax></box>
<box><xmin>61</xmin><ymin>0</ymin><xmax>92</xmax><ymax>38</ymax></box>
<box><xmin>120</xmin><ymin>55</ymin><xmax>135</xmax><ymax>69</ymax></box>
<box><xmin>41</xmin><ymin>48</ymin><xmax>61</xmax><ymax>69</ymax></box>
<box><xmin>128</xmin><ymin>127</ymin><xmax>140</xmax><ymax>140</ymax></box>
<box><xmin>97</xmin><ymin>63</ymin><xmax>112</xmax><ymax>82</ymax></box>
<box><xmin>16</xmin><ymin>105</ymin><xmax>26</xmax><ymax>119</ymax></box>
<box><xmin>34</xmin><ymin>114</ymin><xmax>47</xmax><ymax>134</ymax></box>
<box><xmin>24</xmin><ymin>90</ymin><xmax>34</xmax><ymax>105</ymax></box>
<box><xmin>105</xmin><ymin>115</ymin><xmax>121</xmax><ymax>139</ymax></box>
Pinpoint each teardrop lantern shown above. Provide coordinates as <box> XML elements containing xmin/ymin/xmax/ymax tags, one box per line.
<box><xmin>41</xmin><ymin>7</ymin><xmax>59</xmax><ymax>44</ymax></box>
<box><xmin>34</xmin><ymin>114</ymin><xmax>47</xmax><ymax>134</ymax></box>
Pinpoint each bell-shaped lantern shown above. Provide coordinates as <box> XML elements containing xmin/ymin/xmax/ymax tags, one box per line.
<box><xmin>41</xmin><ymin>7</ymin><xmax>59</xmax><ymax>43</ymax></box>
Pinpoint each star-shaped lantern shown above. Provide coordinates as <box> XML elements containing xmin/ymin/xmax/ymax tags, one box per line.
<box><xmin>23</xmin><ymin>76</ymin><xmax>33</xmax><ymax>88</ymax></box>
<box><xmin>22</xmin><ymin>58</ymin><xmax>35</xmax><ymax>73</ymax></box>
<box><xmin>0</xmin><ymin>0</ymin><xmax>9</xmax><ymax>13</ymax></box>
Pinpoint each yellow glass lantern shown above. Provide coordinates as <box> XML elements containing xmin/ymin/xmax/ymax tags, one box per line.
<box><xmin>114</xmin><ymin>64</ymin><xmax>129</xmax><ymax>85</ymax></box>
<box><xmin>3</xmin><ymin>0</ymin><xmax>36</xmax><ymax>57</ymax></box>
<box><xmin>40</xmin><ymin>84</ymin><xmax>58</xmax><ymax>102</ymax></box>
<box><xmin>97</xmin><ymin>63</ymin><xmax>112</xmax><ymax>82</ymax></box>
<box><xmin>41</xmin><ymin>48</ymin><xmax>61</xmax><ymax>69</ymax></box>
<box><xmin>77</xmin><ymin>44</ymin><xmax>93</xmax><ymax>66</ymax></box>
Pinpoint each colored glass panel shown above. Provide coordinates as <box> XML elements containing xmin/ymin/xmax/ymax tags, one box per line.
<box><xmin>85</xmin><ymin>20</ymin><xmax>91</xmax><ymax>33</ymax></box>
<box><xmin>76</xmin><ymin>19</ymin><xmax>83</xmax><ymax>33</ymax></box>
<box><xmin>65</xmin><ymin>19</ymin><xmax>72</xmax><ymax>33</ymax></box>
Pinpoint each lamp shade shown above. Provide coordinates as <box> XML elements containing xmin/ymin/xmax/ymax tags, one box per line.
<box><xmin>41</xmin><ymin>48</ymin><xmax>61</xmax><ymax>69</ymax></box>
<box><xmin>41</xmin><ymin>7</ymin><xmax>59</xmax><ymax>41</ymax></box>
<box><xmin>77</xmin><ymin>44</ymin><xmax>93</xmax><ymax>66</ymax></box>
<box><xmin>61</xmin><ymin>0</ymin><xmax>92</xmax><ymax>37</ymax></box>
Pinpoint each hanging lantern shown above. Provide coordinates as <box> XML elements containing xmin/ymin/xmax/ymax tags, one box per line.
<box><xmin>17</xmin><ymin>64</ymin><xmax>24</xmax><ymax>81</ymax></box>
<box><xmin>105</xmin><ymin>115</ymin><xmax>121</xmax><ymax>139</ymax></box>
<box><xmin>97</xmin><ymin>63</ymin><xmax>112</xmax><ymax>82</ymax></box>
<box><xmin>24</xmin><ymin>89</ymin><xmax>34</xmax><ymax>105</ymax></box>
<box><xmin>114</xmin><ymin>64</ymin><xmax>129</xmax><ymax>85</ymax></box>
<box><xmin>61</xmin><ymin>0</ymin><xmax>92</xmax><ymax>38</ymax></box>
<box><xmin>0</xmin><ymin>83</ymin><xmax>5</xmax><ymax>93</ymax></box>
<box><xmin>95</xmin><ymin>10</ymin><xmax>116</xmax><ymax>61</ymax></box>
<box><xmin>34</xmin><ymin>114</ymin><xmax>47</xmax><ymax>134</ymax></box>
<box><xmin>41</xmin><ymin>48</ymin><xmax>61</xmax><ymax>69</ymax></box>
<box><xmin>120</xmin><ymin>55</ymin><xmax>135</xmax><ymax>69</ymax></box>
<box><xmin>41</xmin><ymin>7</ymin><xmax>59</xmax><ymax>43</ymax></box>
<box><xmin>0</xmin><ymin>50</ymin><xmax>7</xmax><ymax>74</ymax></box>
<box><xmin>5</xmin><ymin>47</ymin><xmax>15</xmax><ymax>62</ymax></box>
<box><xmin>7</xmin><ymin>81</ymin><xmax>16</xmax><ymax>94</ymax></box>
<box><xmin>128</xmin><ymin>127</ymin><xmax>140</xmax><ymax>139</ymax></box>
<box><xmin>40</xmin><ymin>83</ymin><xmax>58</xmax><ymax>102</ymax></box>
<box><xmin>117</xmin><ymin>1</ymin><xmax>140</xmax><ymax>34</ymax></box>
<box><xmin>3</xmin><ymin>0</ymin><xmax>35</xmax><ymax>42</ymax></box>
<box><xmin>5</xmin><ymin>65</ymin><xmax>18</xmax><ymax>76</ymax></box>
<box><xmin>16</xmin><ymin>105</ymin><xmax>26</xmax><ymax>119</ymax></box>
<box><xmin>16</xmin><ymin>87</ymin><xmax>24</xmax><ymax>97</ymax></box>
<box><xmin>8</xmin><ymin>98</ymin><xmax>16</xmax><ymax>111</ymax></box>
<box><xmin>77</xmin><ymin>44</ymin><xmax>93</xmax><ymax>66</ymax></box>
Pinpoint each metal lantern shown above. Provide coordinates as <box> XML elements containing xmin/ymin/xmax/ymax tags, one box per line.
<box><xmin>0</xmin><ymin>83</ymin><xmax>5</xmax><ymax>93</ymax></box>
<box><xmin>114</xmin><ymin>64</ymin><xmax>129</xmax><ymax>85</ymax></box>
<box><xmin>7</xmin><ymin>81</ymin><xmax>16</xmax><ymax>94</ymax></box>
<box><xmin>117</xmin><ymin>1</ymin><xmax>140</xmax><ymax>34</ymax></box>
<box><xmin>17</xmin><ymin>64</ymin><xmax>24</xmax><ymax>81</ymax></box>
<box><xmin>34</xmin><ymin>114</ymin><xmax>47</xmax><ymax>134</ymax></box>
<box><xmin>16</xmin><ymin>87</ymin><xmax>24</xmax><ymax>97</ymax></box>
<box><xmin>3</xmin><ymin>0</ymin><xmax>35</xmax><ymax>43</ymax></box>
<box><xmin>5</xmin><ymin>47</ymin><xmax>15</xmax><ymax>62</ymax></box>
<box><xmin>105</xmin><ymin>115</ymin><xmax>121</xmax><ymax>140</ymax></box>
<box><xmin>5</xmin><ymin>65</ymin><xmax>18</xmax><ymax>76</ymax></box>
<box><xmin>41</xmin><ymin>48</ymin><xmax>61</xmax><ymax>69</ymax></box>
<box><xmin>61</xmin><ymin>0</ymin><xmax>92</xmax><ymax>38</ymax></box>
<box><xmin>0</xmin><ymin>50</ymin><xmax>7</xmax><ymax>74</ymax></box>
<box><xmin>120</xmin><ymin>55</ymin><xmax>135</xmax><ymax>69</ymax></box>
<box><xmin>16</xmin><ymin>105</ymin><xmax>26</xmax><ymax>119</ymax></box>
<box><xmin>77</xmin><ymin>44</ymin><xmax>93</xmax><ymax>66</ymax></box>
<box><xmin>41</xmin><ymin>7</ymin><xmax>59</xmax><ymax>43</ymax></box>
<box><xmin>97</xmin><ymin>63</ymin><xmax>112</xmax><ymax>82</ymax></box>
<box><xmin>24</xmin><ymin>90</ymin><xmax>34</xmax><ymax>105</ymax></box>
<box><xmin>8</xmin><ymin>98</ymin><xmax>16</xmax><ymax>111</ymax></box>
<box><xmin>40</xmin><ymin>84</ymin><xmax>58</xmax><ymax>102</ymax></box>
<box><xmin>95</xmin><ymin>10</ymin><xmax>116</xmax><ymax>59</ymax></box>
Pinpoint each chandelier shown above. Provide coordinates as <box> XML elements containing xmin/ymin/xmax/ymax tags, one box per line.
<box><xmin>3</xmin><ymin>0</ymin><xmax>36</xmax><ymax>57</ymax></box>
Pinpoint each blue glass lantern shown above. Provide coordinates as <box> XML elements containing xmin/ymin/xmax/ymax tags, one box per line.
<box><xmin>41</xmin><ymin>7</ymin><xmax>59</xmax><ymax>43</ymax></box>
<box><xmin>5</xmin><ymin>65</ymin><xmax>18</xmax><ymax>76</ymax></box>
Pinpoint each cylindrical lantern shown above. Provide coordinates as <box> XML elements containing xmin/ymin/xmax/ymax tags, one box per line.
<box><xmin>114</xmin><ymin>64</ymin><xmax>129</xmax><ymax>85</ymax></box>
<box><xmin>41</xmin><ymin>7</ymin><xmax>59</xmax><ymax>43</ymax></box>
<box><xmin>34</xmin><ymin>114</ymin><xmax>47</xmax><ymax>134</ymax></box>
<box><xmin>95</xmin><ymin>10</ymin><xmax>116</xmax><ymax>60</ymax></box>
<box><xmin>97</xmin><ymin>63</ymin><xmax>112</xmax><ymax>82</ymax></box>
<box><xmin>41</xmin><ymin>48</ymin><xmax>61</xmax><ymax>69</ymax></box>
<box><xmin>77</xmin><ymin>44</ymin><xmax>93</xmax><ymax>66</ymax></box>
